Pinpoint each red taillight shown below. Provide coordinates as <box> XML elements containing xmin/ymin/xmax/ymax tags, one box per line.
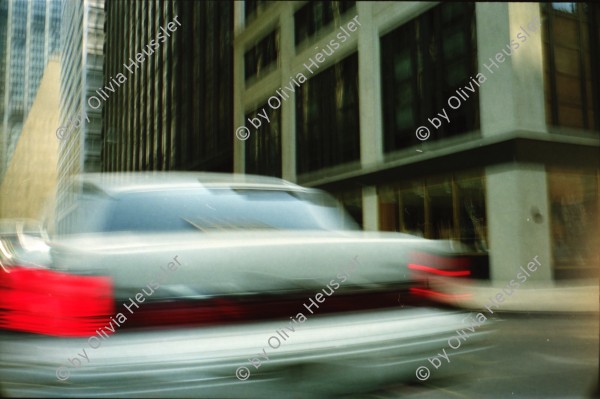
<box><xmin>0</xmin><ymin>266</ymin><xmax>114</xmax><ymax>337</ymax></box>
<box><xmin>408</xmin><ymin>251</ymin><xmax>473</xmax><ymax>304</ymax></box>
<box><xmin>408</xmin><ymin>252</ymin><xmax>472</xmax><ymax>277</ymax></box>
<box><xmin>408</xmin><ymin>263</ymin><xmax>471</xmax><ymax>277</ymax></box>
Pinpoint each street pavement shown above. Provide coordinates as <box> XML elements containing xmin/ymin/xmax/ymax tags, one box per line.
<box><xmin>357</xmin><ymin>312</ymin><xmax>598</xmax><ymax>398</ymax></box>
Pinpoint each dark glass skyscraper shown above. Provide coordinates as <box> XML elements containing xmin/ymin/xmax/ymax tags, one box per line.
<box><xmin>102</xmin><ymin>0</ymin><xmax>233</xmax><ymax>172</ymax></box>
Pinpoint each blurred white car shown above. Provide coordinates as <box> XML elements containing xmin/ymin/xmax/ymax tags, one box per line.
<box><xmin>0</xmin><ymin>172</ymin><xmax>488</xmax><ymax>398</ymax></box>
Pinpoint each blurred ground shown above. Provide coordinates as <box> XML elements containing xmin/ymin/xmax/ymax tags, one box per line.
<box><xmin>432</xmin><ymin>278</ymin><xmax>598</xmax><ymax>313</ymax></box>
<box><xmin>355</xmin><ymin>312</ymin><xmax>598</xmax><ymax>398</ymax></box>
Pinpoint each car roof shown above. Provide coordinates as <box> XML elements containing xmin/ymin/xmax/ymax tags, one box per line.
<box><xmin>71</xmin><ymin>172</ymin><xmax>314</xmax><ymax>197</ymax></box>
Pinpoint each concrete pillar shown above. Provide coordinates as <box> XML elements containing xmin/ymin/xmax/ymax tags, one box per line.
<box><xmin>486</xmin><ymin>164</ymin><xmax>553</xmax><ymax>282</ymax></box>
<box><xmin>362</xmin><ymin>186</ymin><xmax>379</xmax><ymax>231</ymax></box>
<box><xmin>356</xmin><ymin>3</ymin><xmax>382</xmax><ymax>231</ymax></box>
<box><xmin>279</xmin><ymin>5</ymin><xmax>296</xmax><ymax>181</ymax></box>
<box><xmin>476</xmin><ymin>2</ymin><xmax>547</xmax><ymax>136</ymax></box>
<box><xmin>232</xmin><ymin>1</ymin><xmax>246</xmax><ymax>173</ymax></box>
<box><xmin>356</xmin><ymin>2</ymin><xmax>383</xmax><ymax>168</ymax></box>
<box><xmin>478</xmin><ymin>3</ymin><xmax>553</xmax><ymax>281</ymax></box>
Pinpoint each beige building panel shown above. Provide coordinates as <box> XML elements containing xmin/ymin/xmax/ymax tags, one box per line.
<box><xmin>0</xmin><ymin>60</ymin><xmax>60</xmax><ymax>219</ymax></box>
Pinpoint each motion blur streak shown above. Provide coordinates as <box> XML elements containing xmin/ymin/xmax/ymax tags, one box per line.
<box><xmin>409</xmin><ymin>251</ymin><xmax>473</xmax><ymax>271</ymax></box>
<box><xmin>408</xmin><ymin>263</ymin><xmax>471</xmax><ymax>277</ymax></box>
<box><xmin>410</xmin><ymin>287</ymin><xmax>472</xmax><ymax>300</ymax></box>
<box><xmin>0</xmin><ymin>267</ymin><xmax>113</xmax><ymax>336</ymax></box>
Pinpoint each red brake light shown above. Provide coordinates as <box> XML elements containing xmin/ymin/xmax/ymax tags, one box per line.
<box><xmin>407</xmin><ymin>263</ymin><xmax>471</xmax><ymax>277</ymax></box>
<box><xmin>408</xmin><ymin>251</ymin><xmax>472</xmax><ymax>277</ymax></box>
<box><xmin>0</xmin><ymin>266</ymin><xmax>114</xmax><ymax>337</ymax></box>
<box><xmin>407</xmin><ymin>251</ymin><xmax>473</xmax><ymax>302</ymax></box>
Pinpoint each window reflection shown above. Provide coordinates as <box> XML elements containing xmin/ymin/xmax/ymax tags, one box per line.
<box><xmin>245</xmin><ymin>105</ymin><xmax>281</xmax><ymax>177</ymax></box>
<box><xmin>294</xmin><ymin>1</ymin><xmax>356</xmax><ymax>46</ymax></box>
<box><xmin>542</xmin><ymin>2</ymin><xmax>600</xmax><ymax>131</ymax></box>
<box><xmin>551</xmin><ymin>3</ymin><xmax>577</xmax><ymax>14</ymax></box>
<box><xmin>428</xmin><ymin>182</ymin><xmax>454</xmax><ymax>240</ymax></box>
<box><xmin>244</xmin><ymin>0</ymin><xmax>275</xmax><ymax>24</ymax></box>
<box><xmin>380</xmin><ymin>2</ymin><xmax>478</xmax><ymax>151</ymax></box>
<box><xmin>244</xmin><ymin>30</ymin><xmax>279</xmax><ymax>83</ymax></box>
<box><xmin>378</xmin><ymin>173</ymin><xmax>487</xmax><ymax>252</ymax></box>
<box><xmin>548</xmin><ymin>169</ymin><xmax>599</xmax><ymax>279</ymax></box>
<box><xmin>458</xmin><ymin>177</ymin><xmax>487</xmax><ymax>252</ymax></box>
<box><xmin>401</xmin><ymin>186</ymin><xmax>426</xmax><ymax>237</ymax></box>
<box><xmin>296</xmin><ymin>54</ymin><xmax>359</xmax><ymax>175</ymax></box>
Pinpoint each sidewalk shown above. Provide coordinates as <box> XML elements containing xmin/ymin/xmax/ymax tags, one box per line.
<box><xmin>431</xmin><ymin>278</ymin><xmax>599</xmax><ymax>313</ymax></box>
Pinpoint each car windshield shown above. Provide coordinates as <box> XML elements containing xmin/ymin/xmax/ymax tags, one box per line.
<box><xmin>57</xmin><ymin>188</ymin><xmax>359</xmax><ymax>234</ymax></box>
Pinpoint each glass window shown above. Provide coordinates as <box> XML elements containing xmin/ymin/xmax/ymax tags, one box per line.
<box><xmin>551</xmin><ymin>2</ymin><xmax>577</xmax><ymax>14</ymax></box>
<box><xmin>244</xmin><ymin>29</ymin><xmax>279</xmax><ymax>82</ymax></box>
<box><xmin>59</xmin><ymin>189</ymin><xmax>360</xmax><ymax>234</ymax></box>
<box><xmin>400</xmin><ymin>186</ymin><xmax>426</xmax><ymax>237</ymax></box>
<box><xmin>548</xmin><ymin>169</ymin><xmax>599</xmax><ymax>279</ymax></box>
<box><xmin>245</xmin><ymin>104</ymin><xmax>282</xmax><ymax>177</ymax></box>
<box><xmin>542</xmin><ymin>3</ymin><xmax>600</xmax><ymax>131</ymax></box>
<box><xmin>245</xmin><ymin>0</ymin><xmax>275</xmax><ymax>24</ymax></box>
<box><xmin>378</xmin><ymin>187</ymin><xmax>398</xmax><ymax>232</ymax></box>
<box><xmin>294</xmin><ymin>1</ymin><xmax>356</xmax><ymax>46</ymax></box>
<box><xmin>378</xmin><ymin>173</ymin><xmax>487</xmax><ymax>251</ymax></box>
<box><xmin>457</xmin><ymin>176</ymin><xmax>488</xmax><ymax>251</ymax></box>
<box><xmin>296</xmin><ymin>54</ymin><xmax>360</xmax><ymax>174</ymax></box>
<box><xmin>428</xmin><ymin>182</ymin><xmax>454</xmax><ymax>240</ymax></box>
<box><xmin>380</xmin><ymin>2</ymin><xmax>478</xmax><ymax>152</ymax></box>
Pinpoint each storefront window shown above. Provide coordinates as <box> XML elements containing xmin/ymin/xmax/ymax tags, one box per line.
<box><xmin>427</xmin><ymin>182</ymin><xmax>454</xmax><ymax>240</ymax></box>
<box><xmin>548</xmin><ymin>169</ymin><xmax>599</xmax><ymax>279</ymax></box>
<box><xmin>457</xmin><ymin>176</ymin><xmax>487</xmax><ymax>251</ymax></box>
<box><xmin>378</xmin><ymin>172</ymin><xmax>487</xmax><ymax>252</ymax></box>
<box><xmin>400</xmin><ymin>185</ymin><xmax>426</xmax><ymax>237</ymax></box>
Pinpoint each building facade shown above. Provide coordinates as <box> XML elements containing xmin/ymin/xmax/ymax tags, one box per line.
<box><xmin>102</xmin><ymin>0</ymin><xmax>233</xmax><ymax>173</ymax></box>
<box><xmin>0</xmin><ymin>58</ymin><xmax>60</xmax><ymax>219</ymax></box>
<box><xmin>0</xmin><ymin>0</ymin><xmax>60</xmax><ymax>181</ymax></box>
<box><xmin>55</xmin><ymin>0</ymin><xmax>104</xmax><ymax>223</ymax></box>
<box><xmin>234</xmin><ymin>1</ymin><xmax>600</xmax><ymax>282</ymax></box>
